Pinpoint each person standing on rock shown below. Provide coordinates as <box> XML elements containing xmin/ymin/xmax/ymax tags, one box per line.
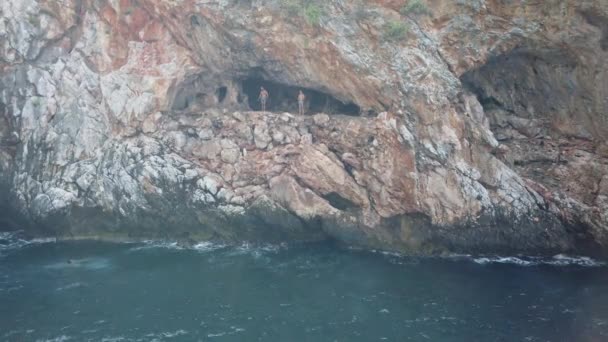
<box><xmin>259</xmin><ymin>87</ymin><xmax>269</xmax><ymax>113</ymax></box>
<box><xmin>298</xmin><ymin>90</ymin><xmax>306</xmax><ymax>115</ymax></box>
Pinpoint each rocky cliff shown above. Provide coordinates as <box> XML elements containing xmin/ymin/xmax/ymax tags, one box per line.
<box><xmin>1</xmin><ymin>0</ymin><xmax>607</xmax><ymax>255</ymax></box>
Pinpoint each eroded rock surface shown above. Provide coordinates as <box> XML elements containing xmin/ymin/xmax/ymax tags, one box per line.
<box><xmin>0</xmin><ymin>0</ymin><xmax>606</xmax><ymax>255</ymax></box>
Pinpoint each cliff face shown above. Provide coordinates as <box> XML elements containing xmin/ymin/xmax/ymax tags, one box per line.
<box><xmin>1</xmin><ymin>0</ymin><xmax>607</xmax><ymax>255</ymax></box>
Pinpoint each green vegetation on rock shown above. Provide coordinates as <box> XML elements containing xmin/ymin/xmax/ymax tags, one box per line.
<box><xmin>383</xmin><ymin>21</ymin><xmax>409</xmax><ymax>41</ymax></box>
<box><xmin>400</xmin><ymin>0</ymin><xmax>431</xmax><ymax>16</ymax></box>
<box><xmin>280</xmin><ymin>0</ymin><xmax>325</xmax><ymax>27</ymax></box>
<box><xmin>304</xmin><ymin>3</ymin><xmax>323</xmax><ymax>26</ymax></box>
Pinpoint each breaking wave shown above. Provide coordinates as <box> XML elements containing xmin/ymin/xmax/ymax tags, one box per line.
<box><xmin>365</xmin><ymin>248</ymin><xmax>606</xmax><ymax>268</ymax></box>
<box><xmin>127</xmin><ymin>241</ymin><xmax>187</xmax><ymax>252</ymax></box>
<box><xmin>127</xmin><ymin>239</ymin><xmax>283</xmax><ymax>256</ymax></box>
<box><xmin>468</xmin><ymin>254</ymin><xmax>606</xmax><ymax>267</ymax></box>
<box><xmin>2</xmin><ymin>231</ymin><xmax>606</xmax><ymax>267</ymax></box>
<box><xmin>0</xmin><ymin>231</ymin><xmax>54</xmax><ymax>255</ymax></box>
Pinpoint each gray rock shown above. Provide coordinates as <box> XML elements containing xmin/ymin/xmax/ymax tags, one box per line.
<box><xmin>254</xmin><ymin>123</ymin><xmax>272</xmax><ymax>149</ymax></box>
<box><xmin>313</xmin><ymin>114</ymin><xmax>330</xmax><ymax>127</ymax></box>
<box><xmin>184</xmin><ymin>169</ymin><xmax>199</xmax><ymax>181</ymax></box>
<box><xmin>197</xmin><ymin>128</ymin><xmax>214</xmax><ymax>140</ymax></box>
<box><xmin>272</xmin><ymin>130</ymin><xmax>285</xmax><ymax>144</ymax></box>
<box><xmin>197</xmin><ymin>176</ymin><xmax>221</xmax><ymax>196</ymax></box>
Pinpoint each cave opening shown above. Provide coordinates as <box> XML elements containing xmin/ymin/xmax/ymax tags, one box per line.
<box><xmin>216</xmin><ymin>86</ymin><xmax>227</xmax><ymax>103</ymax></box>
<box><xmin>460</xmin><ymin>45</ymin><xmax>607</xmax><ymax>140</ymax></box>
<box><xmin>580</xmin><ymin>10</ymin><xmax>608</xmax><ymax>51</ymax></box>
<box><xmin>241</xmin><ymin>77</ymin><xmax>361</xmax><ymax>115</ymax></box>
<box><xmin>460</xmin><ymin>47</ymin><xmax>580</xmax><ymax>124</ymax></box>
<box><xmin>322</xmin><ymin>193</ymin><xmax>357</xmax><ymax>211</ymax></box>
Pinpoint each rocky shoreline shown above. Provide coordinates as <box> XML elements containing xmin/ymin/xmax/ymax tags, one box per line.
<box><xmin>1</xmin><ymin>0</ymin><xmax>607</xmax><ymax>256</ymax></box>
<box><xmin>0</xmin><ymin>109</ymin><xmax>602</xmax><ymax>256</ymax></box>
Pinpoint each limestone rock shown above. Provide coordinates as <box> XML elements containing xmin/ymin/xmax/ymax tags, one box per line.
<box><xmin>197</xmin><ymin>176</ymin><xmax>221</xmax><ymax>196</ymax></box>
<box><xmin>292</xmin><ymin>146</ymin><xmax>369</xmax><ymax>209</ymax></box>
<box><xmin>0</xmin><ymin>0</ymin><xmax>606</xmax><ymax>255</ymax></box>
<box><xmin>254</xmin><ymin>123</ymin><xmax>272</xmax><ymax>150</ymax></box>
<box><xmin>219</xmin><ymin>139</ymin><xmax>240</xmax><ymax>164</ymax></box>
<box><xmin>269</xmin><ymin>175</ymin><xmax>338</xmax><ymax>219</ymax></box>
<box><xmin>313</xmin><ymin>114</ymin><xmax>330</xmax><ymax>127</ymax></box>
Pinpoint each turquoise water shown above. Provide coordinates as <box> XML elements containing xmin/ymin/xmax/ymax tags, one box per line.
<box><xmin>1</xmin><ymin>232</ymin><xmax>608</xmax><ymax>342</ymax></box>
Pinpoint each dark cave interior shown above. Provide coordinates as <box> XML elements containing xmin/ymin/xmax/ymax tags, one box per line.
<box><xmin>459</xmin><ymin>47</ymin><xmax>579</xmax><ymax>122</ymax></box>
<box><xmin>170</xmin><ymin>71</ymin><xmax>364</xmax><ymax>116</ymax></box>
<box><xmin>241</xmin><ymin>77</ymin><xmax>361</xmax><ymax>115</ymax></box>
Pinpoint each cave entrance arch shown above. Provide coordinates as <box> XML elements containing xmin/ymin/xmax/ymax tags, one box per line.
<box><xmin>241</xmin><ymin>77</ymin><xmax>361</xmax><ymax>115</ymax></box>
<box><xmin>459</xmin><ymin>46</ymin><xmax>608</xmax><ymax>139</ymax></box>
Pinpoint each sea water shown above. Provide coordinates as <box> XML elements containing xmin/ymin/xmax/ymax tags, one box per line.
<box><xmin>1</xmin><ymin>231</ymin><xmax>607</xmax><ymax>341</ymax></box>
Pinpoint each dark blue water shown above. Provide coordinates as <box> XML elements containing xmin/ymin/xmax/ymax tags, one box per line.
<box><xmin>1</xmin><ymin>232</ymin><xmax>608</xmax><ymax>342</ymax></box>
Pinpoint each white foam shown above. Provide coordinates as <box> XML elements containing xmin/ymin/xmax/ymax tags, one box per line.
<box><xmin>128</xmin><ymin>241</ymin><xmax>185</xmax><ymax>251</ymax></box>
<box><xmin>0</xmin><ymin>231</ymin><xmax>55</xmax><ymax>254</ymax></box>
<box><xmin>546</xmin><ymin>254</ymin><xmax>604</xmax><ymax>267</ymax></box>
<box><xmin>229</xmin><ymin>242</ymin><xmax>285</xmax><ymax>258</ymax></box>
<box><xmin>30</xmin><ymin>237</ymin><xmax>58</xmax><ymax>244</ymax></box>
<box><xmin>161</xmin><ymin>330</ymin><xmax>188</xmax><ymax>338</ymax></box>
<box><xmin>470</xmin><ymin>255</ymin><xmax>606</xmax><ymax>267</ymax></box>
<box><xmin>473</xmin><ymin>256</ymin><xmax>535</xmax><ymax>266</ymax></box>
<box><xmin>56</xmin><ymin>282</ymin><xmax>85</xmax><ymax>291</ymax></box>
<box><xmin>192</xmin><ymin>241</ymin><xmax>226</xmax><ymax>252</ymax></box>
<box><xmin>207</xmin><ymin>332</ymin><xmax>226</xmax><ymax>338</ymax></box>
<box><xmin>100</xmin><ymin>337</ymin><xmax>126</xmax><ymax>342</ymax></box>
<box><xmin>206</xmin><ymin>326</ymin><xmax>244</xmax><ymax>338</ymax></box>
<box><xmin>364</xmin><ymin>246</ymin><xmax>606</xmax><ymax>268</ymax></box>
<box><xmin>35</xmin><ymin>335</ymin><xmax>71</xmax><ymax>342</ymax></box>
<box><xmin>141</xmin><ymin>330</ymin><xmax>188</xmax><ymax>340</ymax></box>
<box><xmin>128</xmin><ymin>240</ymin><xmax>234</xmax><ymax>254</ymax></box>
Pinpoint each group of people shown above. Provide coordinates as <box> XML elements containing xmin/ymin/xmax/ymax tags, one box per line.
<box><xmin>258</xmin><ymin>87</ymin><xmax>306</xmax><ymax>115</ymax></box>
